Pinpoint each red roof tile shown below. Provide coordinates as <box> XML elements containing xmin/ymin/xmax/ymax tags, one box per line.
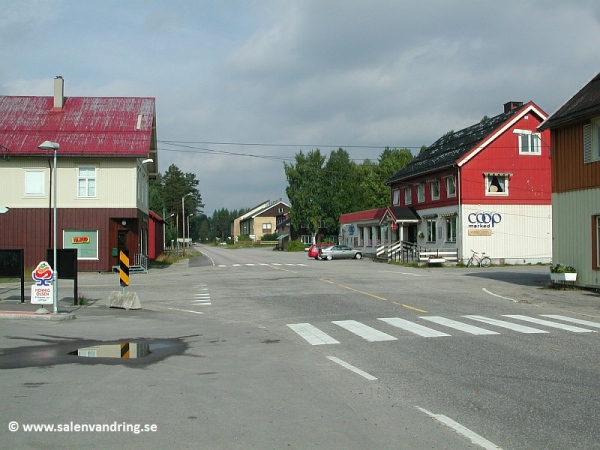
<box><xmin>0</xmin><ymin>96</ymin><xmax>155</xmax><ymax>157</ymax></box>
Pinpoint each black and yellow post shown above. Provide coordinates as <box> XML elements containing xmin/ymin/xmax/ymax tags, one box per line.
<box><xmin>120</xmin><ymin>342</ymin><xmax>130</xmax><ymax>359</ymax></box>
<box><xmin>119</xmin><ymin>249</ymin><xmax>130</xmax><ymax>292</ymax></box>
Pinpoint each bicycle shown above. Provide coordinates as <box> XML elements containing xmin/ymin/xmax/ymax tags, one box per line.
<box><xmin>466</xmin><ymin>250</ymin><xmax>491</xmax><ymax>268</ymax></box>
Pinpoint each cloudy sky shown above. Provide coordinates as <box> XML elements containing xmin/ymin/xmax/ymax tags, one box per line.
<box><xmin>2</xmin><ymin>0</ymin><xmax>600</xmax><ymax>215</ymax></box>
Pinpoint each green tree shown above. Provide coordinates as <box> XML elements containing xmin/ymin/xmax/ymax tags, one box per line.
<box><xmin>284</xmin><ymin>149</ymin><xmax>327</xmax><ymax>242</ymax></box>
<box><xmin>322</xmin><ymin>148</ymin><xmax>357</xmax><ymax>233</ymax></box>
<box><xmin>375</xmin><ymin>147</ymin><xmax>413</xmax><ymax>205</ymax></box>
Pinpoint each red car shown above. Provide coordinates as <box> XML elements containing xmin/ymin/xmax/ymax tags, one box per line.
<box><xmin>308</xmin><ymin>243</ymin><xmax>334</xmax><ymax>259</ymax></box>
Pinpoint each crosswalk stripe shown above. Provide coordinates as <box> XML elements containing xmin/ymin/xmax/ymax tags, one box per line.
<box><xmin>287</xmin><ymin>323</ymin><xmax>339</xmax><ymax>345</ymax></box>
<box><xmin>420</xmin><ymin>316</ymin><xmax>500</xmax><ymax>335</ymax></box>
<box><xmin>463</xmin><ymin>315</ymin><xmax>549</xmax><ymax>333</ymax></box>
<box><xmin>503</xmin><ymin>315</ymin><xmax>595</xmax><ymax>332</ymax></box>
<box><xmin>378</xmin><ymin>317</ymin><xmax>450</xmax><ymax>337</ymax></box>
<box><xmin>332</xmin><ymin>320</ymin><xmax>397</xmax><ymax>342</ymax></box>
<box><xmin>540</xmin><ymin>315</ymin><xmax>600</xmax><ymax>328</ymax></box>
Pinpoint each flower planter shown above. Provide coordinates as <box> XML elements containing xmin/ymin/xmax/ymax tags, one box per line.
<box><xmin>550</xmin><ymin>272</ymin><xmax>577</xmax><ymax>282</ymax></box>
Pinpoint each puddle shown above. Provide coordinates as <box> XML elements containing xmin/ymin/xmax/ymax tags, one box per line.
<box><xmin>70</xmin><ymin>342</ymin><xmax>151</xmax><ymax>359</ymax></box>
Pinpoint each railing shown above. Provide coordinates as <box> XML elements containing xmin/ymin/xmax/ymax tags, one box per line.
<box><xmin>375</xmin><ymin>241</ymin><xmax>458</xmax><ymax>264</ymax></box>
<box><xmin>132</xmin><ymin>253</ymin><xmax>148</xmax><ymax>273</ymax></box>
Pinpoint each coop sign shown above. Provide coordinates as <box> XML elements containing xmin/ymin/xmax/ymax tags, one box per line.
<box><xmin>467</xmin><ymin>212</ymin><xmax>502</xmax><ymax>228</ymax></box>
<box><xmin>30</xmin><ymin>261</ymin><xmax>54</xmax><ymax>305</ymax></box>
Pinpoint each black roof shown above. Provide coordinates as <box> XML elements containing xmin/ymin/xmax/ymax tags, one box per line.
<box><xmin>385</xmin><ymin>105</ymin><xmax>524</xmax><ymax>184</ymax></box>
<box><xmin>389</xmin><ymin>206</ymin><xmax>420</xmax><ymax>221</ymax></box>
<box><xmin>539</xmin><ymin>71</ymin><xmax>600</xmax><ymax>130</ymax></box>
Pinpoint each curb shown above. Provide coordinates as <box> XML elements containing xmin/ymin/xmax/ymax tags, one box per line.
<box><xmin>0</xmin><ymin>310</ymin><xmax>76</xmax><ymax>321</ymax></box>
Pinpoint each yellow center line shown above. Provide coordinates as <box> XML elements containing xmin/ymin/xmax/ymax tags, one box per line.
<box><xmin>272</xmin><ymin>268</ymin><xmax>428</xmax><ymax>313</ymax></box>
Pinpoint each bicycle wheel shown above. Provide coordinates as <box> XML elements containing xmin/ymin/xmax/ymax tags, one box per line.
<box><xmin>466</xmin><ymin>257</ymin><xmax>474</xmax><ymax>268</ymax></box>
<box><xmin>481</xmin><ymin>257</ymin><xmax>491</xmax><ymax>268</ymax></box>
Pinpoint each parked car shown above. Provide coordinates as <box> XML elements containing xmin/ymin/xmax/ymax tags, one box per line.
<box><xmin>308</xmin><ymin>243</ymin><xmax>334</xmax><ymax>259</ymax></box>
<box><xmin>318</xmin><ymin>245</ymin><xmax>362</xmax><ymax>261</ymax></box>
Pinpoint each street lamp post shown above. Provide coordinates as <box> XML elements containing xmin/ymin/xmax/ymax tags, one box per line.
<box><xmin>38</xmin><ymin>140</ymin><xmax>60</xmax><ymax>314</ymax></box>
<box><xmin>188</xmin><ymin>213</ymin><xmax>194</xmax><ymax>249</ymax></box>
<box><xmin>182</xmin><ymin>193</ymin><xmax>191</xmax><ymax>256</ymax></box>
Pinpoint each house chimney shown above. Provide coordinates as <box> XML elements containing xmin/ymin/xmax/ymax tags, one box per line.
<box><xmin>503</xmin><ymin>101</ymin><xmax>523</xmax><ymax>113</ymax></box>
<box><xmin>53</xmin><ymin>76</ymin><xmax>64</xmax><ymax>111</ymax></box>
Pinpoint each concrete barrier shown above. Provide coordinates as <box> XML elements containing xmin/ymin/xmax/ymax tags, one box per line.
<box><xmin>107</xmin><ymin>291</ymin><xmax>141</xmax><ymax>310</ymax></box>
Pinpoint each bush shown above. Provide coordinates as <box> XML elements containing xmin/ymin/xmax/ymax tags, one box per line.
<box><xmin>261</xmin><ymin>233</ymin><xmax>279</xmax><ymax>241</ymax></box>
<box><xmin>286</xmin><ymin>240</ymin><xmax>307</xmax><ymax>252</ymax></box>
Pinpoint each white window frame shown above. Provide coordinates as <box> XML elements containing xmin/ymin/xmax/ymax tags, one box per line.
<box><xmin>445</xmin><ymin>216</ymin><xmax>457</xmax><ymax>243</ymax></box>
<box><xmin>446</xmin><ymin>176</ymin><xmax>456</xmax><ymax>198</ymax></box>
<box><xmin>77</xmin><ymin>166</ymin><xmax>96</xmax><ymax>198</ymax></box>
<box><xmin>403</xmin><ymin>186</ymin><xmax>412</xmax><ymax>205</ymax></box>
<box><xmin>426</xmin><ymin>218</ymin><xmax>437</xmax><ymax>243</ymax></box>
<box><xmin>514</xmin><ymin>129</ymin><xmax>541</xmax><ymax>155</ymax></box>
<box><xmin>584</xmin><ymin>118</ymin><xmax>600</xmax><ymax>163</ymax></box>
<box><xmin>24</xmin><ymin>170</ymin><xmax>45</xmax><ymax>197</ymax></box>
<box><xmin>417</xmin><ymin>183</ymin><xmax>425</xmax><ymax>203</ymax></box>
<box><xmin>430</xmin><ymin>179</ymin><xmax>440</xmax><ymax>200</ymax></box>
<box><xmin>262</xmin><ymin>223</ymin><xmax>272</xmax><ymax>232</ymax></box>
<box><xmin>485</xmin><ymin>173</ymin><xmax>509</xmax><ymax>196</ymax></box>
<box><xmin>392</xmin><ymin>189</ymin><xmax>400</xmax><ymax>206</ymax></box>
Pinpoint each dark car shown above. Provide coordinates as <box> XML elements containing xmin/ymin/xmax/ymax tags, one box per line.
<box><xmin>318</xmin><ymin>245</ymin><xmax>362</xmax><ymax>261</ymax></box>
<box><xmin>308</xmin><ymin>243</ymin><xmax>334</xmax><ymax>259</ymax></box>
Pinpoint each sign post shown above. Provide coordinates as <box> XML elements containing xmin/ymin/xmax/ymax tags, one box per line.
<box><xmin>31</xmin><ymin>261</ymin><xmax>54</xmax><ymax>313</ymax></box>
<box><xmin>119</xmin><ymin>249</ymin><xmax>130</xmax><ymax>293</ymax></box>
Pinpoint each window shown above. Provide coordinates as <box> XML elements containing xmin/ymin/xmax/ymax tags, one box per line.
<box><xmin>430</xmin><ymin>179</ymin><xmax>440</xmax><ymax>200</ymax></box>
<box><xmin>446</xmin><ymin>216</ymin><xmax>457</xmax><ymax>243</ymax></box>
<box><xmin>78</xmin><ymin>167</ymin><xmax>96</xmax><ymax>197</ymax></box>
<box><xmin>446</xmin><ymin>176</ymin><xmax>456</xmax><ymax>198</ymax></box>
<box><xmin>64</xmin><ymin>229</ymin><xmax>98</xmax><ymax>260</ymax></box>
<box><xmin>262</xmin><ymin>223</ymin><xmax>272</xmax><ymax>232</ymax></box>
<box><xmin>426</xmin><ymin>219</ymin><xmax>437</xmax><ymax>243</ymax></box>
<box><xmin>417</xmin><ymin>183</ymin><xmax>425</xmax><ymax>203</ymax></box>
<box><xmin>301</xmin><ymin>235</ymin><xmax>312</xmax><ymax>245</ymax></box>
<box><xmin>392</xmin><ymin>189</ymin><xmax>400</xmax><ymax>206</ymax></box>
<box><xmin>24</xmin><ymin>170</ymin><xmax>45</xmax><ymax>197</ymax></box>
<box><xmin>485</xmin><ymin>173</ymin><xmax>509</xmax><ymax>196</ymax></box>
<box><xmin>514</xmin><ymin>129</ymin><xmax>541</xmax><ymax>154</ymax></box>
<box><xmin>404</xmin><ymin>186</ymin><xmax>412</xmax><ymax>205</ymax></box>
<box><xmin>583</xmin><ymin>118</ymin><xmax>600</xmax><ymax>163</ymax></box>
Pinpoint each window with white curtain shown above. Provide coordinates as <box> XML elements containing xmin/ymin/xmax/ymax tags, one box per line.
<box><xmin>78</xmin><ymin>167</ymin><xmax>96</xmax><ymax>197</ymax></box>
<box><xmin>24</xmin><ymin>170</ymin><xmax>45</xmax><ymax>197</ymax></box>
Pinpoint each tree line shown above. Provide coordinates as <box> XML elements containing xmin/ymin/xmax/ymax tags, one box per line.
<box><xmin>284</xmin><ymin>147</ymin><xmax>413</xmax><ymax>239</ymax></box>
<box><xmin>150</xmin><ymin>147</ymin><xmax>413</xmax><ymax>247</ymax></box>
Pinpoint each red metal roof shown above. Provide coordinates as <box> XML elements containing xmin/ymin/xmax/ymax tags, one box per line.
<box><xmin>339</xmin><ymin>208</ymin><xmax>386</xmax><ymax>224</ymax></box>
<box><xmin>0</xmin><ymin>96</ymin><xmax>155</xmax><ymax>157</ymax></box>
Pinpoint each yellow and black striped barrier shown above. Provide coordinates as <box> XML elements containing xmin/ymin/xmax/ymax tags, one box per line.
<box><xmin>119</xmin><ymin>250</ymin><xmax>129</xmax><ymax>287</ymax></box>
<box><xmin>120</xmin><ymin>342</ymin><xmax>130</xmax><ymax>359</ymax></box>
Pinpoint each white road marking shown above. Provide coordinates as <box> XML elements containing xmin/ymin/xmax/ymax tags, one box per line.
<box><xmin>482</xmin><ymin>288</ymin><xmax>517</xmax><ymax>302</ymax></box>
<box><xmin>166</xmin><ymin>307</ymin><xmax>204</xmax><ymax>315</ymax></box>
<box><xmin>416</xmin><ymin>407</ymin><xmax>501</xmax><ymax>450</ymax></box>
<box><xmin>420</xmin><ymin>316</ymin><xmax>499</xmax><ymax>335</ymax></box>
<box><xmin>326</xmin><ymin>356</ymin><xmax>377</xmax><ymax>381</ymax></box>
<box><xmin>464</xmin><ymin>315</ymin><xmax>548</xmax><ymax>333</ymax></box>
<box><xmin>378</xmin><ymin>317</ymin><xmax>451</xmax><ymax>337</ymax></box>
<box><xmin>541</xmin><ymin>315</ymin><xmax>600</xmax><ymax>328</ymax></box>
<box><xmin>503</xmin><ymin>315</ymin><xmax>595</xmax><ymax>332</ymax></box>
<box><xmin>332</xmin><ymin>320</ymin><xmax>397</xmax><ymax>342</ymax></box>
<box><xmin>287</xmin><ymin>323</ymin><xmax>340</xmax><ymax>345</ymax></box>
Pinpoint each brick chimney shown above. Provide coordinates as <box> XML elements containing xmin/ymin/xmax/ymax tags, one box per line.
<box><xmin>53</xmin><ymin>76</ymin><xmax>64</xmax><ymax>111</ymax></box>
<box><xmin>503</xmin><ymin>101</ymin><xmax>523</xmax><ymax>113</ymax></box>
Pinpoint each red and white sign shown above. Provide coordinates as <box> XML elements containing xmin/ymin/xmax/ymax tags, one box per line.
<box><xmin>31</xmin><ymin>285</ymin><xmax>53</xmax><ymax>305</ymax></box>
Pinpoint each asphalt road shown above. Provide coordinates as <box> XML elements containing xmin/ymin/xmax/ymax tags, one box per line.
<box><xmin>1</xmin><ymin>244</ymin><xmax>600</xmax><ymax>449</ymax></box>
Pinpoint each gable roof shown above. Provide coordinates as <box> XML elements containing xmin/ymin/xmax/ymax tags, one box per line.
<box><xmin>385</xmin><ymin>101</ymin><xmax>546</xmax><ymax>184</ymax></box>
<box><xmin>539</xmin><ymin>71</ymin><xmax>600</xmax><ymax>130</ymax></box>
<box><xmin>339</xmin><ymin>208</ymin><xmax>386</xmax><ymax>224</ymax></box>
<box><xmin>0</xmin><ymin>95</ymin><xmax>156</xmax><ymax>158</ymax></box>
<box><xmin>238</xmin><ymin>199</ymin><xmax>289</xmax><ymax>221</ymax></box>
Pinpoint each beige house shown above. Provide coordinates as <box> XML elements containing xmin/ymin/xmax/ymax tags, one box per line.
<box><xmin>232</xmin><ymin>199</ymin><xmax>289</xmax><ymax>242</ymax></box>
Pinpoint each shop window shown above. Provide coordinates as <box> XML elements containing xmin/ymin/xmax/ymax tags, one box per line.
<box><xmin>446</xmin><ymin>216</ymin><xmax>457</xmax><ymax>243</ymax></box>
<box><xmin>426</xmin><ymin>219</ymin><xmax>436</xmax><ymax>243</ymax></box>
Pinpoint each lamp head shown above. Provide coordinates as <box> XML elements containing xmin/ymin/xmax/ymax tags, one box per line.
<box><xmin>38</xmin><ymin>141</ymin><xmax>60</xmax><ymax>150</ymax></box>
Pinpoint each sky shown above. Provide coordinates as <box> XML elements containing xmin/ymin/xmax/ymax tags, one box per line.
<box><xmin>2</xmin><ymin>0</ymin><xmax>600</xmax><ymax>216</ymax></box>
